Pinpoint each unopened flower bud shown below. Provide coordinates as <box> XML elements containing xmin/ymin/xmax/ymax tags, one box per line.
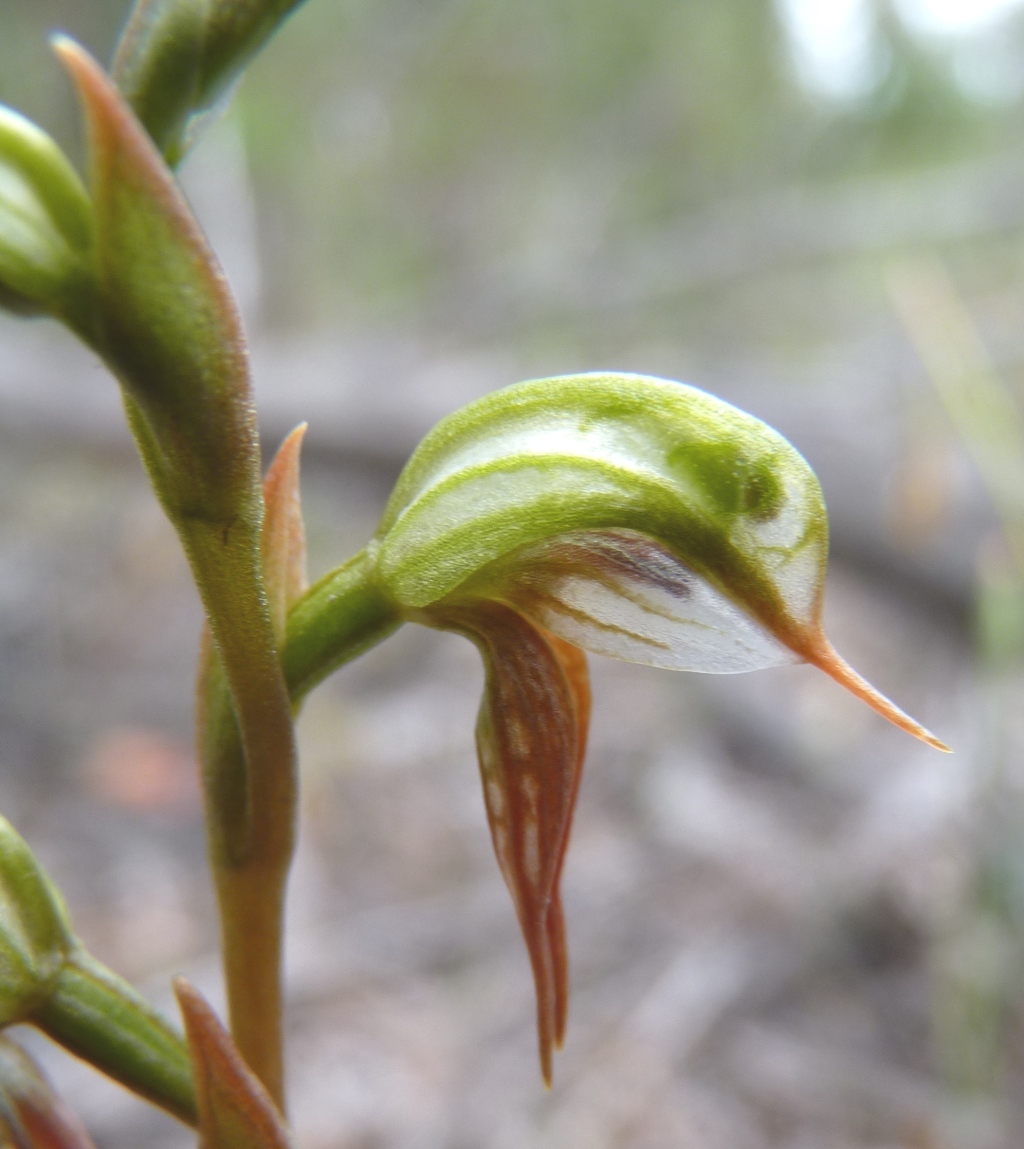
<box><xmin>0</xmin><ymin>815</ymin><xmax>73</xmax><ymax>1028</ymax></box>
<box><xmin>113</xmin><ymin>0</ymin><xmax>308</xmax><ymax>163</ymax></box>
<box><xmin>0</xmin><ymin>105</ymin><xmax>94</xmax><ymax>330</ymax></box>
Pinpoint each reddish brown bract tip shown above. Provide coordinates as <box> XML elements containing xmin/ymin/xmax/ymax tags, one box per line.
<box><xmin>173</xmin><ymin>978</ymin><xmax>292</xmax><ymax>1149</ymax></box>
<box><xmin>262</xmin><ymin>424</ymin><xmax>309</xmax><ymax>641</ymax></box>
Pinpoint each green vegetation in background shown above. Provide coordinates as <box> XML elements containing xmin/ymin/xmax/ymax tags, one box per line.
<box><xmin>2</xmin><ymin>0</ymin><xmax>1022</xmax><ymax>338</ymax></box>
<box><xmin>233</xmin><ymin>0</ymin><xmax>1024</xmax><ymax>330</ymax></box>
<box><xmin>0</xmin><ymin>1</ymin><xmax>126</xmax><ymax>156</ymax></box>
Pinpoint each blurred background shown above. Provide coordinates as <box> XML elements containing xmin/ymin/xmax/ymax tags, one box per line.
<box><xmin>1</xmin><ymin>0</ymin><xmax>1024</xmax><ymax>1145</ymax></box>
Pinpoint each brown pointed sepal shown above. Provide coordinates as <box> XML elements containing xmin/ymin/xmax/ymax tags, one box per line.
<box><xmin>0</xmin><ymin>1036</ymin><xmax>97</xmax><ymax>1149</ymax></box>
<box><xmin>431</xmin><ymin>600</ymin><xmax>590</xmax><ymax>1085</ymax></box>
<box><xmin>173</xmin><ymin>978</ymin><xmax>291</xmax><ymax>1149</ymax></box>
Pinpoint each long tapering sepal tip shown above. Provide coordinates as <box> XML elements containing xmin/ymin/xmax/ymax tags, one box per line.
<box><xmin>806</xmin><ymin>638</ymin><xmax>950</xmax><ymax>753</ymax></box>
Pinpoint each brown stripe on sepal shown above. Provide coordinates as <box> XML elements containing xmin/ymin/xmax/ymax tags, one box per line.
<box><xmin>541</xmin><ymin>631</ymin><xmax>589</xmax><ymax>1049</ymax></box>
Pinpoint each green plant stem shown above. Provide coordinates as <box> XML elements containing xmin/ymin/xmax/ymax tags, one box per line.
<box><xmin>196</xmin><ymin>545</ymin><xmax>399</xmax><ymax>1108</ymax></box>
<box><xmin>34</xmin><ymin>949</ymin><xmax>198</xmax><ymax>1127</ymax></box>
<box><xmin>212</xmin><ymin>861</ymin><xmax>289</xmax><ymax>1115</ymax></box>
<box><xmin>186</xmin><ymin>520</ymin><xmax>297</xmax><ymax>869</ymax></box>
<box><xmin>185</xmin><ymin>519</ymin><xmax>297</xmax><ymax>1111</ymax></box>
<box><xmin>199</xmin><ymin>545</ymin><xmax>401</xmax><ymax>857</ymax></box>
<box><xmin>110</xmin><ymin>352</ymin><xmax>297</xmax><ymax>1106</ymax></box>
<box><xmin>56</xmin><ymin>46</ymin><xmax>300</xmax><ymax>1098</ymax></box>
<box><xmin>283</xmin><ymin>545</ymin><xmax>401</xmax><ymax>702</ymax></box>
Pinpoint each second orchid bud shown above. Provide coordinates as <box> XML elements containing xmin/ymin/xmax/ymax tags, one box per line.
<box><xmin>0</xmin><ymin>105</ymin><xmax>94</xmax><ymax>331</ymax></box>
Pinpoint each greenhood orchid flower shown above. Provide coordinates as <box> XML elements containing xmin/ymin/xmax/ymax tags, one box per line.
<box><xmin>369</xmin><ymin>371</ymin><xmax>948</xmax><ymax>1083</ymax></box>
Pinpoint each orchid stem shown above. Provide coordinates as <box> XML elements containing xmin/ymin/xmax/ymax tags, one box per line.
<box><xmin>196</xmin><ymin>546</ymin><xmax>399</xmax><ymax>1107</ymax></box>
<box><xmin>186</xmin><ymin>519</ymin><xmax>297</xmax><ymax>1109</ymax></box>
<box><xmin>282</xmin><ymin>546</ymin><xmax>401</xmax><ymax>702</ymax></box>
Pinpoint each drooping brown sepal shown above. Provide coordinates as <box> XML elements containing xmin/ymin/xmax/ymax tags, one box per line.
<box><xmin>434</xmin><ymin>600</ymin><xmax>589</xmax><ymax>1084</ymax></box>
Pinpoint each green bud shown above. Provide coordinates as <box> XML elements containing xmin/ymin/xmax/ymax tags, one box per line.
<box><xmin>0</xmin><ymin>815</ymin><xmax>73</xmax><ymax>1027</ymax></box>
<box><xmin>0</xmin><ymin>818</ymin><xmax>197</xmax><ymax>1125</ymax></box>
<box><xmin>113</xmin><ymin>0</ymin><xmax>308</xmax><ymax>164</ymax></box>
<box><xmin>0</xmin><ymin>105</ymin><xmax>94</xmax><ymax>330</ymax></box>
